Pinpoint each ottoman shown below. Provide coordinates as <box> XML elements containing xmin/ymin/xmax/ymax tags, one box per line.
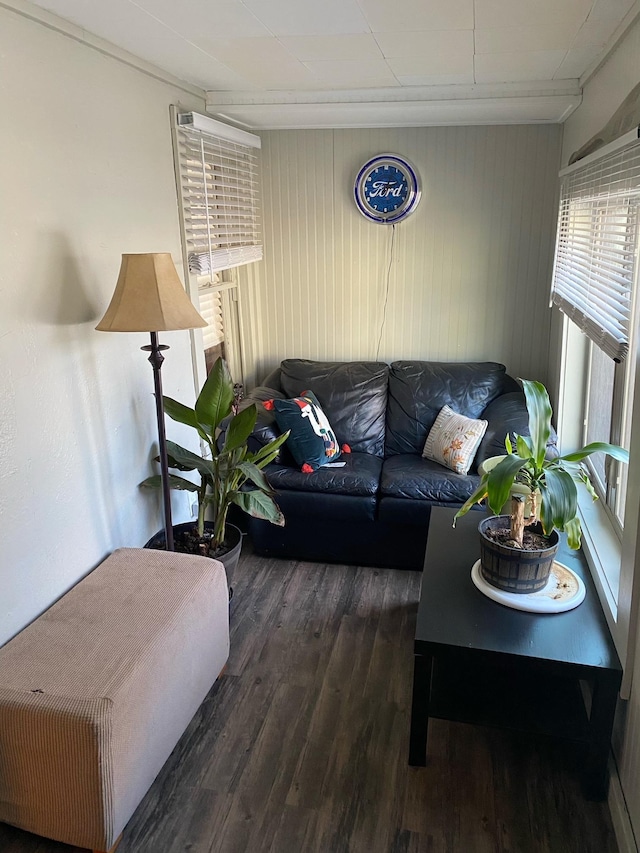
<box><xmin>0</xmin><ymin>547</ymin><xmax>229</xmax><ymax>852</ymax></box>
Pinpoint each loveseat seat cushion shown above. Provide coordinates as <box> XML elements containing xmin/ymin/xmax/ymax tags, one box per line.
<box><xmin>278</xmin><ymin>359</ymin><xmax>389</xmax><ymax>456</ymax></box>
<box><xmin>381</xmin><ymin>454</ymin><xmax>481</xmax><ymax>504</ymax></box>
<box><xmin>385</xmin><ymin>361</ymin><xmax>511</xmax><ymax>457</ymax></box>
<box><xmin>265</xmin><ymin>451</ymin><xmax>382</xmax><ymax>496</ymax></box>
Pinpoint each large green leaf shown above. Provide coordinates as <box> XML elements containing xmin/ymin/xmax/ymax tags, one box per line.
<box><xmin>163</xmin><ymin>396</ymin><xmax>199</xmax><ymax>429</ymax></box>
<box><xmin>560</xmin><ymin>442</ymin><xmax>629</xmax><ymax>464</ymax></box>
<box><xmin>233</xmin><ymin>490</ymin><xmax>285</xmax><ymax>524</ymax></box>
<box><xmin>195</xmin><ymin>357</ymin><xmax>234</xmax><ymax>433</ymax></box>
<box><xmin>516</xmin><ymin>434</ymin><xmax>532</xmax><ymax>459</ymax></box>
<box><xmin>521</xmin><ymin>379</ymin><xmax>552</xmax><ymax>468</ymax></box>
<box><xmin>140</xmin><ymin>473</ymin><xmax>199</xmax><ymax>492</ymax></box>
<box><xmin>166</xmin><ymin>440</ymin><xmax>213</xmax><ymax>483</ymax></box>
<box><xmin>224</xmin><ymin>404</ymin><xmax>258</xmax><ymax>452</ymax></box>
<box><xmin>565</xmin><ymin>516</ymin><xmax>582</xmax><ymax>550</ymax></box>
<box><xmin>539</xmin><ymin>467</ymin><xmax>577</xmax><ymax>534</ymax></box>
<box><xmin>486</xmin><ymin>454</ymin><xmax>529</xmax><ymax>515</ymax></box>
<box><xmin>236</xmin><ymin>460</ymin><xmax>273</xmax><ymax>493</ymax></box>
<box><xmin>250</xmin><ymin>431</ymin><xmax>290</xmax><ymax>469</ymax></box>
<box><xmin>454</xmin><ymin>480</ymin><xmax>490</xmax><ymax>522</ymax></box>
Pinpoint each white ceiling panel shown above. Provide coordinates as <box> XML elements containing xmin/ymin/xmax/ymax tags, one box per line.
<box><xmin>395</xmin><ymin>72</ymin><xmax>475</xmax><ymax>86</ymax></box>
<box><xmin>475</xmin><ymin>50</ymin><xmax>568</xmax><ymax>83</ymax></box>
<box><xmin>143</xmin><ymin>44</ymin><xmax>255</xmax><ymax>91</ymax></box>
<box><xmin>201</xmin><ymin>37</ymin><xmax>316</xmax><ymax>88</ymax></box>
<box><xmin>133</xmin><ymin>0</ymin><xmax>270</xmax><ymax>40</ymax></box>
<box><xmin>554</xmin><ymin>44</ymin><xmax>605</xmax><ymax>77</ymax></box>
<box><xmin>475</xmin><ymin>0</ymin><xmax>593</xmax><ymax>29</ymax></box>
<box><xmin>358</xmin><ymin>0</ymin><xmax>474</xmax><ymax>32</ymax></box>
<box><xmin>572</xmin><ymin>18</ymin><xmax>621</xmax><ymax>47</ymax></box>
<box><xmin>387</xmin><ymin>50</ymin><xmax>473</xmax><ymax>79</ymax></box>
<box><xmin>279</xmin><ymin>35</ymin><xmax>383</xmax><ymax>62</ymax></box>
<box><xmin>241</xmin><ymin>0</ymin><xmax>369</xmax><ymax>36</ymax></box>
<box><xmin>24</xmin><ymin>0</ymin><xmax>640</xmax><ymax>127</ymax></box>
<box><xmin>475</xmin><ymin>24</ymin><xmax>581</xmax><ymax>54</ymax></box>
<box><xmin>375</xmin><ymin>29</ymin><xmax>473</xmax><ymax>58</ymax></box>
<box><xmin>589</xmin><ymin>0</ymin><xmax>636</xmax><ymax>20</ymax></box>
<box><xmin>303</xmin><ymin>60</ymin><xmax>400</xmax><ymax>88</ymax></box>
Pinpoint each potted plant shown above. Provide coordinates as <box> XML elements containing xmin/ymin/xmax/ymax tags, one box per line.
<box><xmin>454</xmin><ymin>379</ymin><xmax>629</xmax><ymax>593</ymax></box>
<box><xmin>141</xmin><ymin>357</ymin><xmax>289</xmax><ymax>591</ymax></box>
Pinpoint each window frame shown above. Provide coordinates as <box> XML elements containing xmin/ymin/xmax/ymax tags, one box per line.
<box><xmin>552</xmin><ymin>132</ymin><xmax>640</xmax><ymax>695</ymax></box>
<box><xmin>557</xmin><ymin>299</ymin><xmax>640</xmax><ymax>696</ymax></box>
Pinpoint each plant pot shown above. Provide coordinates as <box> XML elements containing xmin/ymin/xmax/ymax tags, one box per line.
<box><xmin>478</xmin><ymin>515</ymin><xmax>559</xmax><ymax>594</ymax></box>
<box><xmin>144</xmin><ymin>521</ymin><xmax>242</xmax><ymax>601</ymax></box>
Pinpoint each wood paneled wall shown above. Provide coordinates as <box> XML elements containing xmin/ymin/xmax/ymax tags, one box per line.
<box><xmin>238</xmin><ymin>124</ymin><xmax>562</xmax><ymax>388</ymax></box>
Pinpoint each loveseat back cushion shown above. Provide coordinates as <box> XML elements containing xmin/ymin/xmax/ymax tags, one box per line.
<box><xmin>385</xmin><ymin>361</ymin><xmax>508</xmax><ymax>457</ymax></box>
<box><xmin>278</xmin><ymin>359</ymin><xmax>389</xmax><ymax>456</ymax></box>
<box><xmin>475</xmin><ymin>390</ymin><xmax>559</xmax><ymax>469</ymax></box>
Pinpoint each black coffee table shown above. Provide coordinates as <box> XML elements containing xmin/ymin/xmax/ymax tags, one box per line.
<box><xmin>408</xmin><ymin>507</ymin><xmax>622</xmax><ymax>800</ymax></box>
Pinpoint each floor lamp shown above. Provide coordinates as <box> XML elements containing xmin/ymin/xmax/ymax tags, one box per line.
<box><xmin>96</xmin><ymin>253</ymin><xmax>207</xmax><ymax>551</ymax></box>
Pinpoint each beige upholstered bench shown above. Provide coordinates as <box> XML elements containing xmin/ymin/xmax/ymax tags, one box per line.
<box><xmin>0</xmin><ymin>547</ymin><xmax>229</xmax><ymax>852</ymax></box>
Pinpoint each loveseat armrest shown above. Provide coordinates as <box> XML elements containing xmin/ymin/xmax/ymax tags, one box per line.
<box><xmin>475</xmin><ymin>391</ymin><xmax>558</xmax><ymax>471</ymax></box>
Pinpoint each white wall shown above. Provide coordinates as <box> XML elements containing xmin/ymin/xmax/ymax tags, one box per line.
<box><xmin>0</xmin><ymin>4</ymin><xmax>205</xmax><ymax>645</ymax></box>
<box><xmin>239</xmin><ymin>124</ymin><xmax>562</xmax><ymax>389</ymax></box>
<box><xmin>560</xmin><ymin>14</ymin><xmax>640</xmax><ymax>849</ymax></box>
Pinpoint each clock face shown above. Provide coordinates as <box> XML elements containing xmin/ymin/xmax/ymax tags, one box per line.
<box><xmin>354</xmin><ymin>154</ymin><xmax>421</xmax><ymax>224</ymax></box>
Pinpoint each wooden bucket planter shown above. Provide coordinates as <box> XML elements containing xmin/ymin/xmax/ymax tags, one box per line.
<box><xmin>478</xmin><ymin>515</ymin><xmax>559</xmax><ymax>594</ymax></box>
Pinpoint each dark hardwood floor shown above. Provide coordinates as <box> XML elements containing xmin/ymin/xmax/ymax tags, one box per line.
<box><xmin>0</xmin><ymin>548</ymin><xmax>619</xmax><ymax>853</ymax></box>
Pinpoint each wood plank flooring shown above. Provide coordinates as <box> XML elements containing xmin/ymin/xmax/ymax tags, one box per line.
<box><xmin>0</xmin><ymin>548</ymin><xmax>619</xmax><ymax>853</ymax></box>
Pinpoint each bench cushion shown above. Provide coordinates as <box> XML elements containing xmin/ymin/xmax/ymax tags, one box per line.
<box><xmin>0</xmin><ymin>547</ymin><xmax>229</xmax><ymax>851</ymax></box>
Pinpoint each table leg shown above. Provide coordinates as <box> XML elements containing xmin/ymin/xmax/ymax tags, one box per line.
<box><xmin>583</xmin><ymin>670</ymin><xmax>620</xmax><ymax>800</ymax></box>
<box><xmin>409</xmin><ymin>652</ymin><xmax>433</xmax><ymax>766</ymax></box>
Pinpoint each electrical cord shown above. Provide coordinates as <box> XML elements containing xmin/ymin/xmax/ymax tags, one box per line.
<box><xmin>375</xmin><ymin>223</ymin><xmax>396</xmax><ymax>360</ymax></box>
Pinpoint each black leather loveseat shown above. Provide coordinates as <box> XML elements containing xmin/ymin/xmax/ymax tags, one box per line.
<box><xmin>238</xmin><ymin>359</ymin><xmax>536</xmax><ymax>570</ymax></box>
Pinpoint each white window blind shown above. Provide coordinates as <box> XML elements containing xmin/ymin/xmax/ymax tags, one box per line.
<box><xmin>199</xmin><ymin>288</ymin><xmax>224</xmax><ymax>351</ymax></box>
<box><xmin>551</xmin><ymin>129</ymin><xmax>640</xmax><ymax>363</ymax></box>
<box><xmin>176</xmin><ymin>112</ymin><xmax>262</xmax><ymax>275</ymax></box>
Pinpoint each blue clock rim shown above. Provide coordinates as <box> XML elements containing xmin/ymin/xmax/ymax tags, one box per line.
<box><xmin>354</xmin><ymin>153</ymin><xmax>421</xmax><ymax>224</ymax></box>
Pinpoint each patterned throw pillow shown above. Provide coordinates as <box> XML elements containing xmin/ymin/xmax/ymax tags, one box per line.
<box><xmin>265</xmin><ymin>391</ymin><xmax>347</xmax><ymax>473</ymax></box>
<box><xmin>422</xmin><ymin>405</ymin><xmax>488</xmax><ymax>475</ymax></box>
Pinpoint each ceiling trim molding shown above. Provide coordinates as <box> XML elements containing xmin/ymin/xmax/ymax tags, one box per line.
<box><xmin>207</xmin><ymin>80</ymin><xmax>581</xmax><ymax>107</ymax></box>
<box><xmin>0</xmin><ymin>0</ymin><xmax>205</xmax><ymax>100</ymax></box>
<box><xmin>206</xmin><ymin>82</ymin><xmax>582</xmax><ymax>130</ymax></box>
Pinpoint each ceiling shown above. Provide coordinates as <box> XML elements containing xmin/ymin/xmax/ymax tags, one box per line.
<box><xmin>28</xmin><ymin>0</ymin><xmax>640</xmax><ymax>128</ymax></box>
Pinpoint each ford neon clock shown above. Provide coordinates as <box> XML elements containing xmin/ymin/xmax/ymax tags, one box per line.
<box><xmin>354</xmin><ymin>154</ymin><xmax>421</xmax><ymax>224</ymax></box>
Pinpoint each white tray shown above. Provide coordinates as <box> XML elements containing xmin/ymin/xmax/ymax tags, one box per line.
<box><xmin>471</xmin><ymin>559</ymin><xmax>586</xmax><ymax>613</ymax></box>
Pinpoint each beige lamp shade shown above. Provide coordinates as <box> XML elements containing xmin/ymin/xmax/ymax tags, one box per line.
<box><xmin>96</xmin><ymin>253</ymin><xmax>207</xmax><ymax>332</ymax></box>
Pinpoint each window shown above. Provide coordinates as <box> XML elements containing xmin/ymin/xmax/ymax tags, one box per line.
<box><xmin>171</xmin><ymin>108</ymin><xmax>262</xmax><ymax>383</ymax></box>
<box><xmin>553</xmin><ymin>130</ymin><xmax>640</xmax><ymax>668</ymax></box>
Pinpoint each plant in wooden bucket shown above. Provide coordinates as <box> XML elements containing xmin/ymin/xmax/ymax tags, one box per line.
<box><xmin>454</xmin><ymin>379</ymin><xmax>629</xmax><ymax>593</ymax></box>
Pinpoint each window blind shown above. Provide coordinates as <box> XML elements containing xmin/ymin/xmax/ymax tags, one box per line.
<box><xmin>551</xmin><ymin>129</ymin><xmax>640</xmax><ymax>362</ymax></box>
<box><xmin>199</xmin><ymin>288</ymin><xmax>224</xmax><ymax>351</ymax></box>
<box><xmin>176</xmin><ymin>112</ymin><xmax>262</xmax><ymax>274</ymax></box>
